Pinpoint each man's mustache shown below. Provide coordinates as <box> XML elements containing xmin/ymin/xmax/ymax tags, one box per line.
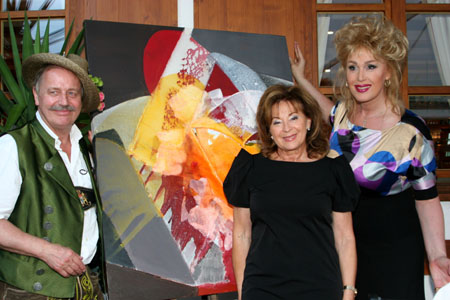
<box><xmin>50</xmin><ymin>105</ymin><xmax>76</xmax><ymax>111</ymax></box>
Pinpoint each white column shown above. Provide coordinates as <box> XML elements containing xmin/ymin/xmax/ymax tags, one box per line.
<box><xmin>177</xmin><ymin>0</ymin><xmax>194</xmax><ymax>28</ymax></box>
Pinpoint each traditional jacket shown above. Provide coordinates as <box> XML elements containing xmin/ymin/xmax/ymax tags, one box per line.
<box><xmin>0</xmin><ymin>119</ymin><xmax>105</xmax><ymax>298</ymax></box>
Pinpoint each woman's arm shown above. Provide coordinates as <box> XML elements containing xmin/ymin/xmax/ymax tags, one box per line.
<box><xmin>232</xmin><ymin>207</ymin><xmax>252</xmax><ymax>300</ymax></box>
<box><xmin>332</xmin><ymin>211</ymin><xmax>357</xmax><ymax>300</ymax></box>
<box><xmin>416</xmin><ymin>196</ymin><xmax>450</xmax><ymax>289</ymax></box>
<box><xmin>290</xmin><ymin>41</ymin><xmax>334</xmax><ymax>121</ymax></box>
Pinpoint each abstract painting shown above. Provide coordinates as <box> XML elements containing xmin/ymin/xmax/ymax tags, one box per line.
<box><xmin>84</xmin><ymin>20</ymin><xmax>291</xmax><ymax>299</ymax></box>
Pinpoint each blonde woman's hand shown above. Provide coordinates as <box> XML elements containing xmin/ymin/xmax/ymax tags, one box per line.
<box><xmin>289</xmin><ymin>41</ymin><xmax>306</xmax><ymax>84</ymax></box>
<box><xmin>430</xmin><ymin>256</ymin><xmax>450</xmax><ymax>289</ymax></box>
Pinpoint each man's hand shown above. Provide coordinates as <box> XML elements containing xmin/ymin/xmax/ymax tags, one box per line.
<box><xmin>41</xmin><ymin>243</ymin><xmax>86</xmax><ymax>278</ymax></box>
<box><xmin>0</xmin><ymin>219</ymin><xmax>85</xmax><ymax>278</ymax></box>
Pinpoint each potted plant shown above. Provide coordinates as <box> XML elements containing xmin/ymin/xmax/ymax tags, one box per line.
<box><xmin>0</xmin><ymin>12</ymin><xmax>96</xmax><ymax>135</ymax></box>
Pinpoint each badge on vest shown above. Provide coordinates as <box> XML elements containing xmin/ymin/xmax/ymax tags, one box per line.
<box><xmin>75</xmin><ymin>187</ymin><xmax>95</xmax><ymax>210</ymax></box>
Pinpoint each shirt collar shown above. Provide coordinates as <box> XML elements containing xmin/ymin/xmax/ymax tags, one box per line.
<box><xmin>36</xmin><ymin>111</ymin><xmax>83</xmax><ymax>150</ymax></box>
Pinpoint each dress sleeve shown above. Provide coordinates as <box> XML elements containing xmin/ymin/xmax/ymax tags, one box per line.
<box><xmin>408</xmin><ymin>132</ymin><xmax>438</xmax><ymax>200</ymax></box>
<box><xmin>330</xmin><ymin>155</ymin><xmax>360</xmax><ymax>212</ymax></box>
<box><xmin>401</xmin><ymin>111</ymin><xmax>438</xmax><ymax>200</ymax></box>
<box><xmin>223</xmin><ymin>149</ymin><xmax>253</xmax><ymax>208</ymax></box>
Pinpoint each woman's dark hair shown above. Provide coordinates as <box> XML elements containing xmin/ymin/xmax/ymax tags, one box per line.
<box><xmin>256</xmin><ymin>84</ymin><xmax>329</xmax><ymax>159</ymax></box>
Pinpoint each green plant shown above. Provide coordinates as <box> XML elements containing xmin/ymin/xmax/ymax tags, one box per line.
<box><xmin>0</xmin><ymin>12</ymin><xmax>85</xmax><ymax>133</ymax></box>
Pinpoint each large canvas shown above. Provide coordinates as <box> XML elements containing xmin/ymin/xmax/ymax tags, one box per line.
<box><xmin>84</xmin><ymin>20</ymin><xmax>291</xmax><ymax>299</ymax></box>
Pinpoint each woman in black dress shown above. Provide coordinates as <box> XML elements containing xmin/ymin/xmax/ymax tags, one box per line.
<box><xmin>290</xmin><ymin>16</ymin><xmax>450</xmax><ymax>299</ymax></box>
<box><xmin>223</xmin><ymin>85</ymin><xmax>359</xmax><ymax>300</ymax></box>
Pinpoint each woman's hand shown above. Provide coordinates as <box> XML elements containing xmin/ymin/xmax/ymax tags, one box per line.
<box><xmin>342</xmin><ymin>289</ymin><xmax>356</xmax><ymax>300</ymax></box>
<box><xmin>289</xmin><ymin>41</ymin><xmax>306</xmax><ymax>84</ymax></box>
<box><xmin>416</xmin><ymin>197</ymin><xmax>450</xmax><ymax>289</ymax></box>
<box><xmin>232</xmin><ymin>207</ymin><xmax>252</xmax><ymax>300</ymax></box>
<box><xmin>429</xmin><ymin>256</ymin><xmax>450</xmax><ymax>289</ymax></box>
<box><xmin>288</xmin><ymin>41</ymin><xmax>334</xmax><ymax>121</ymax></box>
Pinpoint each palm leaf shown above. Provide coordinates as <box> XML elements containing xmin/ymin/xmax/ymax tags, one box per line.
<box><xmin>75</xmin><ymin>41</ymin><xmax>85</xmax><ymax>56</ymax></box>
<box><xmin>6</xmin><ymin>13</ymin><xmax>25</xmax><ymax>106</ymax></box>
<box><xmin>23</xmin><ymin>80</ymin><xmax>36</xmax><ymax>122</ymax></box>
<box><xmin>60</xmin><ymin>18</ymin><xmax>75</xmax><ymax>55</ymax></box>
<box><xmin>34</xmin><ymin>17</ymin><xmax>41</xmax><ymax>53</ymax></box>
<box><xmin>68</xmin><ymin>26</ymin><xmax>85</xmax><ymax>54</ymax></box>
<box><xmin>4</xmin><ymin>103</ymin><xmax>26</xmax><ymax>131</ymax></box>
<box><xmin>0</xmin><ymin>91</ymin><xmax>13</xmax><ymax>115</ymax></box>
<box><xmin>22</xmin><ymin>12</ymin><xmax>33</xmax><ymax>61</ymax></box>
<box><xmin>19</xmin><ymin>11</ymin><xmax>33</xmax><ymax>113</ymax></box>
<box><xmin>42</xmin><ymin>18</ymin><xmax>51</xmax><ymax>53</ymax></box>
<box><xmin>0</xmin><ymin>56</ymin><xmax>24</xmax><ymax>106</ymax></box>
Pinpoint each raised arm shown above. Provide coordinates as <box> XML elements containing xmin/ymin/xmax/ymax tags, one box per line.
<box><xmin>416</xmin><ymin>196</ymin><xmax>450</xmax><ymax>289</ymax></box>
<box><xmin>332</xmin><ymin>211</ymin><xmax>357</xmax><ymax>300</ymax></box>
<box><xmin>290</xmin><ymin>41</ymin><xmax>334</xmax><ymax>121</ymax></box>
<box><xmin>232</xmin><ymin>207</ymin><xmax>252</xmax><ymax>300</ymax></box>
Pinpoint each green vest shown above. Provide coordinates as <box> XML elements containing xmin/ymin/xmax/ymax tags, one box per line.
<box><xmin>0</xmin><ymin>119</ymin><xmax>104</xmax><ymax>298</ymax></box>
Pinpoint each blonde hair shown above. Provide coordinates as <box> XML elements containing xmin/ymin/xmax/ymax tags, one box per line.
<box><xmin>256</xmin><ymin>85</ymin><xmax>329</xmax><ymax>159</ymax></box>
<box><xmin>334</xmin><ymin>16</ymin><xmax>409</xmax><ymax>116</ymax></box>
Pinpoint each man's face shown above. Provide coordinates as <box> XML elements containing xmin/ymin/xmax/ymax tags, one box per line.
<box><xmin>33</xmin><ymin>66</ymin><xmax>83</xmax><ymax>136</ymax></box>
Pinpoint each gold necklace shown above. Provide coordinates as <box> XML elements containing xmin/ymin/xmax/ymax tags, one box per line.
<box><xmin>362</xmin><ymin>106</ymin><xmax>388</xmax><ymax>127</ymax></box>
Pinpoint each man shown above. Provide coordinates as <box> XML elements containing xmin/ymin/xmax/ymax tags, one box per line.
<box><xmin>0</xmin><ymin>53</ymin><xmax>104</xmax><ymax>299</ymax></box>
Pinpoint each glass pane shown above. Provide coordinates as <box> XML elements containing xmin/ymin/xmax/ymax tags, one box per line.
<box><xmin>407</xmin><ymin>13</ymin><xmax>450</xmax><ymax>86</ymax></box>
<box><xmin>406</xmin><ymin>0</ymin><xmax>450</xmax><ymax>3</ymax></box>
<box><xmin>318</xmin><ymin>13</ymin><xmax>383</xmax><ymax>86</ymax></box>
<box><xmin>2</xmin><ymin>0</ymin><xmax>64</xmax><ymax>11</ymax></box>
<box><xmin>410</xmin><ymin>95</ymin><xmax>450</xmax><ymax>169</ymax></box>
<box><xmin>31</xmin><ymin>19</ymin><xmax>65</xmax><ymax>53</ymax></box>
<box><xmin>2</xmin><ymin>18</ymin><xmax>64</xmax><ymax>78</ymax></box>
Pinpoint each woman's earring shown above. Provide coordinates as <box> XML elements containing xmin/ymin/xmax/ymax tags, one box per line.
<box><xmin>384</xmin><ymin>79</ymin><xmax>391</xmax><ymax>87</ymax></box>
<box><xmin>307</xmin><ymin>127</ymin><xmax>310</xmax><ymax>131</ymax></box>
<box><xmin>345</xmin><ymin>82</ymin><xmax>349</xmax><ymax>87</ymax></box>
<box><xmin>271</xmin><ymin>136</ymin><xmax>274</xmax><ymax>140</ymax></box>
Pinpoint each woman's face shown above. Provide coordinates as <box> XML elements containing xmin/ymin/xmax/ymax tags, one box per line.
<box><xmin>345</xmin><ymin>47</ymin><xmax>391</xmax><ymax>105</ymax></box>
<box><xmin>269</xmin><ymin>100</ymin><xmax>311</xmax><ymax>154</ymax></box>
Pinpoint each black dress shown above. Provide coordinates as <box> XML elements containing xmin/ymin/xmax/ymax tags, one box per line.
<box><xmin>223</xmin><ymin>149</ymin><xmax>359</xmax><ymax>299</ymax></box>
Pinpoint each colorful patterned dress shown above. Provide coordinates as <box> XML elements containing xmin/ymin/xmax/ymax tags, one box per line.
<box><xmin>330</xmin><ymin>101</ymin><xmax>438</xmax><ymax>300</ymax></box>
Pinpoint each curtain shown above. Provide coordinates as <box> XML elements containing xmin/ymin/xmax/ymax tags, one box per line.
<box><xmin>425</xmin><ymin>0</ymin><xmax>450</xmax><ymax>85</ymax></box>
<box><xmin>317</xmin><ymin>0</ymin><xmax>332</xmax><ymax>83</ymax></box>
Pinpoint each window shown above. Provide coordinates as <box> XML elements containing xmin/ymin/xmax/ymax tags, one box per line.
<box><xmin>1</xmin><ymin>0</ymin><xmax>67</xmax><ymax>77</ymax></box>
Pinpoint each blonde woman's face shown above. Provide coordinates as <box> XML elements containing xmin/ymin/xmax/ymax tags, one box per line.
<box><xmin>345</xmin><ymin>48</ymin><xmax>391</xmax><ymax>105</ymax></box>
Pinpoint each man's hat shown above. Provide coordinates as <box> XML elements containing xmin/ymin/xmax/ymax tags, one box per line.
<box><xmin>22</xmin><ymin>53</ymin><xmax>100</xmax><ymax>112</ymax></box>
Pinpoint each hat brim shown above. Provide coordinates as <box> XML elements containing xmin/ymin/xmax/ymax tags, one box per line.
<box><xmin>22</xmin><ymin>53</ymin><xmax>100</xmax><ymax>113</ymax></box>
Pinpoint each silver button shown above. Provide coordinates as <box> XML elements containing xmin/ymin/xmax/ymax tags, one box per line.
<box><xmin>44</xmin><ymin>205</ymin><xmax>54</xmax><ymax>214</ymax></box>
<box><xmin>43</xmin><ymin>221</ymin><xmax>52</xmax><ymax>230</ymax></box>
<box><xmin>33</xmin><ymin>282</ymin><xmax>42</xmax><ymax>291</ymax></box>
<box><xmin>44</xmin><ymin>162</ymin><xmax>53</xmax><ymax>171</ymax></box>
<box><xmin>36</xmin><ymin>269</ymin><xmax>45</xmax><ymax>275</ymax></box>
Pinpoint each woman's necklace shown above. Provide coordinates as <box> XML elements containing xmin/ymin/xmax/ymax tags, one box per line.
<box><xmin>275</xmin><ymin>151</ymin><xmax>305</xmax><ymax>162</ymax></box>
<box><xmin>361</xmin><ymin>105</ymin><xmax>388</xmax><ymax>127</ymax></box>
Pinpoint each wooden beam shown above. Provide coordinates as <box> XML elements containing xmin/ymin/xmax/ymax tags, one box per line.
<box><xmin>316</xmin><ymin>4</ymin><xmax>384</xmax><ymax>12</ymax></box>
<box><xmin>406</xmin><ymin>4</ymin><xmax>450</xmax><ymax>13</ymax></box>
<box><xmin>0</xmin><ymin>10</ymin><xmax>65</xmax><ymax>19</ymax></box>
<box><xmin>409</xmin><ymin>87</ymin><xmax>450</xmax><ymax>95</ymax></box>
